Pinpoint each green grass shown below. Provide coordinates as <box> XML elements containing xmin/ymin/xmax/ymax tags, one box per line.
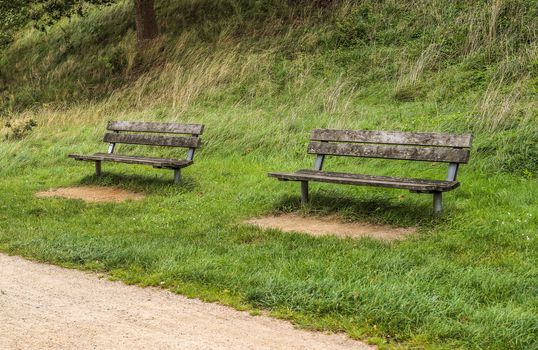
<box><xmin>1</xmin><ymin>0</ymin><xmax>538</xmax><ymax>348</ymax></box>
<box><xmin>1</xmin><ymin>108</ymin><xmax>538</xmax><ymax>349</ymax></box>
<box><xmin>2</xmin><ymin>0</ymin><xmax>537</xmax><ymax>173</ymax></box>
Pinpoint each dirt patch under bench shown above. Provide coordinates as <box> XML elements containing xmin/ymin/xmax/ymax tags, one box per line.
<box><xmin>36</xmin><ymin>186</ymin><xmax>145</xmax><ymax>203</ymax></box>
<box><xmin>246</xmin><ymin>213</ymin><xmax>416</xmax><ymax>241</ymax></box>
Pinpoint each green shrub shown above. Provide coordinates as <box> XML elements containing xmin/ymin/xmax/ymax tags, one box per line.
<box><xmin>335</xmin><ymin>4</ymin><xmax>376</xmax><ymax>47</ymax></box>
<box><xmin>3</xmin><ymin>117</ymin><xmax>37</xmax><ymax>140</ymax></box>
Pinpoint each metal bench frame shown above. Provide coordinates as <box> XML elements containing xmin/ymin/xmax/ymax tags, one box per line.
<box><xmin>69</xmin><ymin>121</ymin><xmax>204</xmax><ymax>183</ymax></box>
<box><xmin>269</xmin><ymin>129</ymin><xmax>472</xmax><ymax>215</ymax></box>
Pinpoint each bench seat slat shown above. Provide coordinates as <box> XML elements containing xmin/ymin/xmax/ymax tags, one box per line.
<box><xmin>107</xmin><ymin>121</ymin><xmax>204</xmax><ymax>135</ymax></box>
<box><xmin>308</xmin><ymin>141</ymin><xmax>470</xmax><ymax>163</ymax></box>
<box><xmin>68</xmin><ymin>153</ymin><xmax>192</xmax><ymax>169</ymax></box>
<box><xmin>268</xmin><ymin>169</ymin><xmax>459</xmax><ymax>192</ymax></box>
<box><xmin>311</xmin><ymin>129</ymin><xmax>472</xmax><ymax>148</ymax></box>
<box><xmin>103</xmin><ymin>133</ymin><xmax>201</xmax><ymax>148</ymax></box>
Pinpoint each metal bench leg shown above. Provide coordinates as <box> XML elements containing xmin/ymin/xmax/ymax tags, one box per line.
<box><xmin>95</xmin><ymin>161</ymin><xmax>101</xmax><ymax>176</ymax></box>
<box><xmin>174</xmin><ymin>169</ymin><xmax>181</xmax><ymax>184</ymax></box>
<box><xmin>433</xmin><ymin>192</ymin><xmax>442</xmax><ymax>215</ymax></box>
<box><xmin>301</xmin><ymin>181</ymin><xmax>309</xmax><ymax>205</ymax></box>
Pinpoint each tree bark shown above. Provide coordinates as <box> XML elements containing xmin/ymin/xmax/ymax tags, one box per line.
<box><xmin>135</xmin><ymin>0</ymin><xmax>158</xmax><ymax>45</ymax></box>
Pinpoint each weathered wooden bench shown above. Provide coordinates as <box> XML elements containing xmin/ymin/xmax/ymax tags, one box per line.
<box><xmin>69</xmin><ymin>121</ymin><xmax>204</xmax><ymax>183</ymax></box>
<box><xmin>268</xmin><ymin>129</ymin><xmax>472</xmax><ymax>214</ymax></box>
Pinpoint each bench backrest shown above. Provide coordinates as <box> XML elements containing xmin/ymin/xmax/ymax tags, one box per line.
<box><xmin>104</xmin><ymin>121</ymin><xmax>204</xmax><ymax>161</ymax></box>
<box><xmin>308</xmin><ymin>129</ymin><xmax>472</xmax><ymax>181</ymax></box>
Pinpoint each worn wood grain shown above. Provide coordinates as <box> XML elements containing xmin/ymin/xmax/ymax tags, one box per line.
<box><xmin>103</xmin><ymin>133</ymin><xmax>202</xmax><ymax>148</ymax></box>
<box><xmin>311</xmin><ymin>129</ymin><xmax>472</xmax><ymax>148</ymax></box>
<box><xmin>268</xmin><ymin>169</ymin><xmax>459</xmax><ymax>192</ymax></box>
<box><xmin>93</xmin><ymin>153</ymin><xmax>191</xmax><ymax>165</ymax></box>
<box><xmin>68</xmin><ymin>153</ymin><xmax>193</xmax><ymax>169</ymax></box>
<box><xmin>107</xmin><ymin>121</ymin><xmax>204</xmax><ymax>135</ymax></box>
<box><xmin>307</xmin><ymin>141</ymin><xmax>470</xmax><ymax>163</ymax></box>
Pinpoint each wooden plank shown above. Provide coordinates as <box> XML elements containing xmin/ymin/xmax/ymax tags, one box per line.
<box><xmin>69</xmin><ymin>153</ymin><xmax>179</xmax><ymax>165</ymax></box>
<box><xmin>107</xmin><ymin>121</ymin><xmax>204</xmax><ymax>135</ymax></box>
<box><xmin>307</xmin><ymin>141</ymin><xmax>470</xmax><ymax>163</ymax></box>
<box><xmin>93</xmin><ymin>153</ymin><xmax>189</xmax><ymax>165</ymax></box>
<box><xmin>268</xmin><ymin>169</ymin><xmax>460</xmax><ymax>192</ymax></box>
<box><xmin>311</xmin><ymin>129</ymin><xmax>472</xmax><ymax>148</ymax></box>
<box><xmin>68</xmin><ymin>153</ymin><xmax>192</xmax><ymax>168</ymax></box>
<box><xmin>297</xmin><ymin>169</ymin><xmax>457</xmax><ymax>185</ymax></box>
<box><xmin>103</xmin><ymin>133</ymin><xmax>202</xmax><ymax>148</ymax></box>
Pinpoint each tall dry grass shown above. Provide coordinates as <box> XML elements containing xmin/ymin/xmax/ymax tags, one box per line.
<box><xmin>396</xmin><ymin>43</ymin><xmax>440</xmax><ymax>89</ymax></box>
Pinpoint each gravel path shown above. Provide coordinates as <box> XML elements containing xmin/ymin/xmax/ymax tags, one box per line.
<box><xmin>0</xmin><ymin>253</ymin><xmax>373</xmax><ymax>350</ymax></box>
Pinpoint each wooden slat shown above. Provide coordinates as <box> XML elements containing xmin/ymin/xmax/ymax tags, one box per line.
<box><xmin>68</xmin><ymin>153</ymin><xmax>192</xmax><ymax>168</ymax></box>
<box><xmin>103</xmin><ymin>133</ymin><xmax>202</xmax><ymax>148</ymax></box>
<box><xmin>107</xmin><ymin>121</ymin><xmax>204</xmax><ymax>135</ymax></box>
<box><xmin>268</xmin><ymin>169</ymin><xmax>459</xmax><ymax>192</ymax></box>
<box><xmin>297</xmin><ymin>169</ymin><xmax>456</xmax><ymax>185</ymax></box>
<box><xmin>93</xmin><ymin>153</ymin><xmax>189</xmax><ymax>165</ymax></box>
<box><xmin>308</xmin><ymin>141</ymin><xmax>470</xmax><ymax>163</ymax></box>
<box><xmin>311</xmin><ymin>129</ymin><xmax>472</xmax><ymax>148</ymax></box>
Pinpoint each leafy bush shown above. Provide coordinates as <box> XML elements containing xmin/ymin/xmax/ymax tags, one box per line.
<box><xmin>0</xmin><ymin>0</ymin><xmax>31</xmax><ymax>47</ymax></box>
<box><xmin>4</xmin><ymin>117</ymin><xmax>37</xmax><ymax>140</ymax></box>
<box><xmin>335</xmin><ymin>4</ymin><xmax>376</xmax><ymax>47</ymax></box>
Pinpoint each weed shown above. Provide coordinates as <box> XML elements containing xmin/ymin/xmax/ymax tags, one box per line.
<box><xmin>3</xmin><ymin>117</ymin><xmax>37</xmax><ymax>140</ymax></box>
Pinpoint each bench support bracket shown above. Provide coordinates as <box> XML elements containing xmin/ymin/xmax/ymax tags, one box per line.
<box><xmin>314</xmin><ymin>154</ymin><xmax>325</xmax><ymax>171</ymax></box>
<box><xmin>447</xmin><ymin>163</ymin><xmax>459</xmax><ymax>181</ymax></box>
<box><xmin>433</xmin><ymin>192</ymin><xmax>442</xmax><ymax>215</ymax></box>
<box><xmin>95</xmin><ymin>161</ymin><xmax>102</xmax><ymax>176</ymax></box>
<box><xmin>301</xmin><ymin>181</ymin><xmax>309</xmax><ymax>204</ymax></box>
<box><xmin>187</xmin><ymin>148</ymin><xmax>195</xmax><ymax>161</ymax></box>
<box><xmin>174</xmin><ymin>169</ymin><xmax>181</xmax><ymax>184</ymax></box>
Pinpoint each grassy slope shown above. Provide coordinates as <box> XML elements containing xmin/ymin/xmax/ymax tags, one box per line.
<box><xmin>1</xmin><ymin>1</ymin><xmax>538</xmax><ymax>349</ymax></box>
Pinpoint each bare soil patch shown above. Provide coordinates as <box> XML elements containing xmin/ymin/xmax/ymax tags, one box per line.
<box><xmin>246</xmin><ymin>213</ymin><xmax>416</xmax><ymax>241</ymax></box>
<box><xmin>0</xmin><ymin>253</ymin><xmax>373</xmax><ymax>350</ymax></box>
<box><xmin>36</xmin><ymin>186</ymin><xmax>145</xmax><ymax>203</ymax></box>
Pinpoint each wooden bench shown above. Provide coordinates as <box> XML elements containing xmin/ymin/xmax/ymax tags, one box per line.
<box><xmin>69</xmin><ymin>121</ymin><xmax>204</xmax><ymax>183</ymax></box>
<box><xmin>268</xmin><ymin>129</ymin><xmax>472</xmax><ymax>214</ymax></box>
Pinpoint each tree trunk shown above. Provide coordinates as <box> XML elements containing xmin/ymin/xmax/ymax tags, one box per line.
<box><xmin>135</xmin><ymin>0</ymin><xmax>158</xmax><ymax>45</ymax></box>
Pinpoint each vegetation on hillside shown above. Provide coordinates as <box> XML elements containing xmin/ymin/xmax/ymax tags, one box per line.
<box><xmin>1</xmin><ymin>1</ymin><xmax>538</xmax><ymax>349</ymax></box>
<box><xmin>1</xmin><ymin>0</ymin><xmax>537</xmax><ymax>173</ymax></box>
